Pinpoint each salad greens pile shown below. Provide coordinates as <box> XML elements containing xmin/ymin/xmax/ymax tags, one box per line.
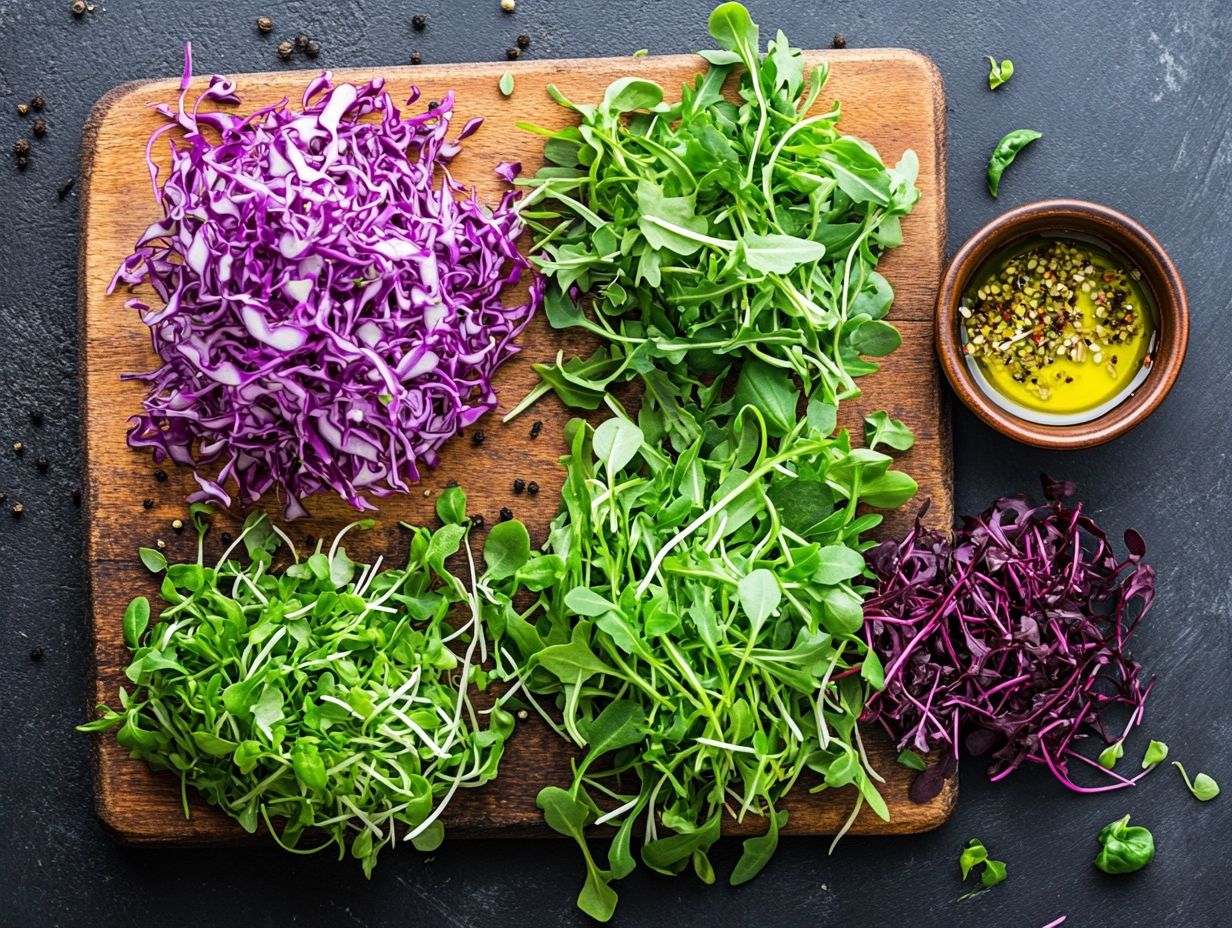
<box><xmin>509</xmin><ymin>1</ymin><xmax>919</xmax><ymax>440</ymax></box>
<box><xmin>80</xmin><ymin>493</ymin><xmax>513</xmax><ymax>877</ymax></box>
<box><xmin>481</xmin><ymin>406</ymin><xmax>916</xmax><ymax>919</ymax></box>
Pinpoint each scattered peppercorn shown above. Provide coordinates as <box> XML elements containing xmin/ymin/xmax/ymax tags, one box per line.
<box><xmin>470</xmin><ymin>513</ymin><xmax>486</xmax><ymax>529</ymax></box>
<box><xmin>412</xmin><ymin>13</ymin><xmax>428</xmax><ymax>30</ymax></box>
<box><xmin>256</xmin><ymin>15</ymin><xmax>274</xmax><ymax>34</ymax></box>
<box><xmin>527</xmin><ymin>481</ymin><xmax>539</xmax><ymax>496</ymax></box>
<box><xmin>56</xmin><ymin>178</ymin><xmax>75</xmax><ymax>199</ymax></box>
<box><xmin>410</xmin><ymin>51</ymin><xmax>423</xmax><ymax>65</ymax></box>
<box><xmin>294</xmin><ymin>32</ymin><xmax>310</xmax><ymax>49</ymax></box>
<box><xmin>530</xmin><ymin>420</ymin><xmax>543</xmax><ymax>439</ymax></box>
<box><xmin>499</xmin><ymin>507</ymin><xmax>514</xmax><ymax>522</ymax></box>
<box><xmin>71</xmin><ymin>0</ymin><xmax>86</xmax><ymax>14</ymax></box>
<box><xmin>516</xmin><ymin>33</ymin><xmax>531</xmax><ymax>49</ymax></box>
<box><xmin>305</xmin><ymin>39</ymin><xmax>321</xmax><ymax>58</ymax></box>
<box><xmin>16</xmin><ymin>103</ymin><xmax>29</xmax><ymax>116</ymax></box>
<box><xmin>446</xmin><ymin>479</ymin><xmax>459</xmax><ymax>488</ymax></box>
<box><xmin>36</xmin><ymin>455</ymin><xmax>48</xmax><ymax>472</ymax></box>
<box><xmin>13</xmin><ymin>138</ymin><xmax>30</xmax><ymax>157</ymax></box>
<box><xmin>277</xmin><ymin>40</ymin><xmax>294</xmax><ymax>60</ymax></box>
<box><xmin>32</xmin><ymin>118</ymin><xmax>47</xmax><ymax>138</ymax></box>
<box><xmin>11</xmin><ymin>503</ymin><xmax>23</xmax><ymax>517</ymax></box>
<box><xmin>172</xmin><ymin>518</ymin><xmax>184</xmax><ymax>531</ymax></box>
<box><xmin>30</xmin><ymin>646</ymin><xmax>44</xmax><ymax>661</ymax></box>
<box><xmin>12</xmin><ymin>441</ymin><xmax>23</xmax><ymax>455</ymax></box>
<box><xmin>832</xmin><ymin>34</ymin><xmax>848</xmax><ymax>48</ymax></box>
<box><xmin>16</xmin><ymin>157</ymin><xmax>28</xmax><ymax>171</ymax></box>
<box><xmin>472</xmin><ymin>430</ymin><xmax>486</xmax><ymax>446</ymax></box>
<box><xmin>30</xmin><ymin>95</ymin><xmax>45</xmax><ymax>111</ymax></box>
<box><xmin>427</xmin><ymin>100</ymin><xmax>440</xmax><ymax>110</ymax></box>
<box><xmin>221</xmin><ymin>531</ymin><xmax>233</xmax><ymax>544</ymax></box>
<box><xmin>142</xmin><ymin>498</ymin><xmax>154</xmax><ymax>510</ymax></box>
<box><xmin>506</xmin><ymin>47</ymin><xmax>521</xmax><ymax>60</ymax></box>
<box><xmin>153</xmin><ymin>469</ymin><xmax>167</xmax><ymax>483</ymax></box>
<box><xmin>501</xmin><ymin>0</ymin><xmax>516</xmax><ymax>11</ymax></box>
<box><xmin>71</xmin><ymin>488</ymin><xmax>81</xmax><ymax>506</ymax></box>
<box><xmin>513</xmin><ymin>478</ymin><xmax>526</xmax><ymax>494</ymax></box>
<box><xmin>28</xmin><ymin>408</ymin><xmax>43</xmax><ymax>425</ymax></box>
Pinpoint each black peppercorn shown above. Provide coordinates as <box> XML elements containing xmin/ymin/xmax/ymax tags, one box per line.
<box><xmin>57</xmin><ymin>178</ymin><xmax>75</xmax><ymax>199</ymax></box>
<box><xmin>470</xmin><ymin>513</ymin><xmax>485</xmax><ymax>529</ymax></box>
<box><xmin>516</xmin><ymin>33</ymin><xmax>531</xmax><ymax>49</ymax></box>
<box><xmin>295</xmin><ymin>32</ymin><xmax>310</xmax><ymax>49</ymax></box>
<box><xmin>36</xmin><ymin>455</ymin><xmax>48</xmax><ymax>472</ymax></box>
<box><xmin>142</xmin><ymin>498</ymin><xmax>154</xmax><ymax>510</ymax></box>
<box><xmin>256</xmin><ymin>15</ymin><xmax>274</xmax><ymax>33</ymax></box>
<box><xmin>277</xmin><ymin>40</ymin><xmax>294</xmax><ymax>60</ymax></box>
<box><xmin>412</xmin><ymin>13</ymin><xmax>427</xmax><ymax>30</ymax></box>
<box><xmin>499</xmin><ymin>507</ymin><xmax>514</xmax><ymax>522</ymax></box>
<box><xmin>472</xmin><ymin>430</ymin><xmax>486</xmax><ymax>446</ymax></box>
<box><xmin>12</xmin><ymin>441</ymin><xmax>23</xmax><ymax>455</ymax></box>
<box><xmin>513</xmin><ymin>478</ymin><xmax>525</xmax><ymax>494</ymax></box>
<box><xmin>30</xmin><ymin>95</ymin><xmax>45</xmax><ymax>111</ymax></box>
<box><xmin>505</xmin><ymin>47</ymin><xmax>521</xmax><ymax>60</ymax></box>
<box><xmin>530</xmin><ymin>419</ymin><xmax>542</xmax><ymax>438</ymax></box>
<box><xmin>71</xmin><ymin>488</ymin><xmax>81</xmax><ymax>506</ymax></box>
<box><xmin>16</xmin><ymin>157</ymin><xmax>28</xmax><ymax>171</ymax></box>
<box><xmin>11</xmin><ymin>502</ymin><xmax>23</xmax><ymax>517</ymax></box>
<box><xmin>13</xmin><ymin>138</ymin><xmax>30</xmax><ymax>157</ymax></box>
<box><xmin>32</xmin><ymin>119</ymin><xmax>47</xmax><ymax>138</ymax></box>
<box><xmin>30</xmin><ymin>646</ymin><xmax>43</xmax><ymax>661</ymax></box>
<box><xmin>72</xmin><ymin>0</ymin><xmax>86</xmax><ymax>15</ymax></box>
<box><xmin>221</xmin><ymin>531</ymin><xmax>233</xmax><ymax>544</ymax></box>
<box><xmin>832</xmin><ymin>34</ymin><xmax>847</xmax><ymax>48</ymax></box>
<box><xmin>305</xmin><ymin>40</ymin><xmax>321</xmax><ymax>58</ymax></box>
<box><xmin>153</xmin><ymin>469</ymin><xmax>167</xmax><ymax>483</ymax></box>
<box><xmin>28</xmin><ymin>408</ymin><xmax>43</xmax><ymax>425</ymax></box>
<box><xmin>527</xmin><ymin>481</ymin><xmax>539</xmax><ymax>496</ymax></box>
<box><xmin>410</xmin><ymin>51</ymin><xmax>423</xmax><ymax>65</ymax></box>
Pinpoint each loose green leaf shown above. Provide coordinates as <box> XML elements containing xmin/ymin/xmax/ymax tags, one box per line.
<box><xmin>1142</xmin><ymin>740</ymin><xmax>1168</xmax><ymax>768</ymax></box>
<box><xmin>499</xmin><ymin>71</ymin><xmax>514</xmax><ymax>96</ymax></box>
<box><xmin>1094</xmin><ymin>815</ymin><xmax>1155</xmax><ymax>874</ymax></box>
<box><xmin>122</xmin><ymin>597</ymin><xmax>151</xmax><ymax>649</ymax></box>
<box><xmin>138</xmin><ymin>547</ymin><xmax>168</xmax><ymax>573</ymax></box>
<box><xmin>984</xmin><ymin>55</ymin><xmax>1014</xmax><ymax>90</ymax></box>
<box><xmin>864</xmin><ymin>411</ymin><xmax>915</xmax><ymax>452</ymax></box>
<box><xmin>1098</xmin><ymin>740</ymin><xmax>1124</xmax><ymax>770</ymax></box>
<box><xmin>987</xmin><ymin>129</ymin><xmax>1041</xmax><ymax>197</ymax></box>
<box><xmin>1173</xmin><ymin>762</ymin><xmax>1220</xmax><ymax>801</ymax></box>
<box><xmin>897</xmin><ymin>749</ymin><xmax>927</xmax><ymax>771</ymax></box>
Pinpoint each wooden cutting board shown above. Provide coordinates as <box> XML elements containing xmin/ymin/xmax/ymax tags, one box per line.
<box><xmin>79</xmin><ymin>49</ymin><xmax>953</xmax><ymax>845</ymax></box>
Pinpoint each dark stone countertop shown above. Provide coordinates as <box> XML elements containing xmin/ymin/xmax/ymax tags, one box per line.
<box><xmin>1</xmin><ymin>1</ymin><xmax>1228</xmax><ymax>925</ymax></box>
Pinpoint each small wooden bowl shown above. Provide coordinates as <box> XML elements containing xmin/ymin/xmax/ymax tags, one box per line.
<box><xmin>935</xmin><ymin>199</ymin><xmax>1188</xmax><ymax>449</ymax></box>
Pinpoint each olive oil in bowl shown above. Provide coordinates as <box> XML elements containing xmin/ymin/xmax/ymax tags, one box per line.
<box><xmin>958</xmin><ymin>236</ymin><xmax>1156</xmax><ymax>424</ymax></box>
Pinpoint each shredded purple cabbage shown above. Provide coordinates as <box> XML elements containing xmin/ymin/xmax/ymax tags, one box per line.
<box><xmin>111</xmin><ymin>45</ymin><xmax>541</xmax><ymax>518</ymax></box>
<box><xmin>862</xmin><ymin>477</ymin><xmax>1156</xmax><ymax>799</ymax></box>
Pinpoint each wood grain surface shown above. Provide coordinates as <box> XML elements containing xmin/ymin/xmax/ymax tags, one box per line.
<box><xmin>79</xmin><ymin>49</ymin><xmax>953</xmax><ymax>845</ymax></box>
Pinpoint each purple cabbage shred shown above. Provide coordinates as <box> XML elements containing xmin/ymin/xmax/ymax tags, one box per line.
<box><xmin>110</xmin><ymin>44</ymin><xmax>541</xmax><ymax>518</ymax></box>
<box><xmin>862</xmin><ymin>477</ymin><xmax>1156</xmax><ymax>798</ymax></box>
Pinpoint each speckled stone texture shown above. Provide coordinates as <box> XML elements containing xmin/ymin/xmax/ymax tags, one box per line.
<box><xmin>1</xmin><ymin>1</ymin><xmax>1229</xmax><ymax>925</ymax></box>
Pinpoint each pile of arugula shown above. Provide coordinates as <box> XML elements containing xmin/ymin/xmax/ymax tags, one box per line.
<box><xmin>508</xmin><ymin>2</ymin><xmax>919</xmax><ymax>445</ymax></box>
<box><xmin>480</xmin><ymin>2</ymin><xmax>924</xmax><ymax>919</ymax></box>
<box><xmin>483</xmin><ymin>410</ymin><xmax>916</xmax><ymax>919</ymax></box>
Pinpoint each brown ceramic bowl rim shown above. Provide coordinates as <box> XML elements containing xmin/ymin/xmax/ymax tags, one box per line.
<box><xmin>935</xmin><ymin>199</ymin><xmax>1188</xmax><ymax>449</ymax></box>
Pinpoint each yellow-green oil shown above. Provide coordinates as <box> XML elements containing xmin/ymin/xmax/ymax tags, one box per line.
<box><xmin>960</xmin><ymin>237</ymin><xmax>1155</xmax><ymax>417</ymax></box>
